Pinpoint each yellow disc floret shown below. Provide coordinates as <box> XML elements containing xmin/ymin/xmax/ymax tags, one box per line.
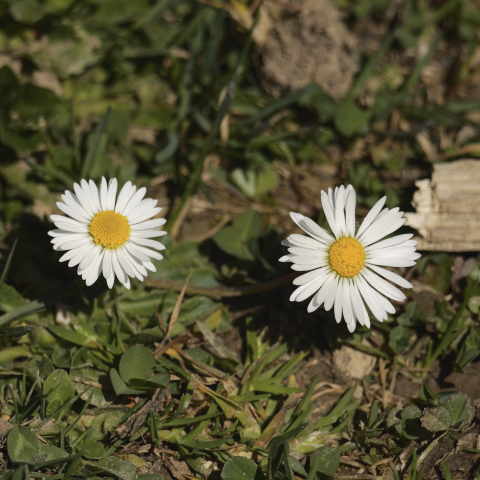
<box><xmin>329</xmin><ymin>237</ymin><xmax>365</xmax><ymax>278</ymax></box>
<box><xmin>89</xmin><ymin>210</ymin><xmax>130</xmax><ymax>249</ymax></box>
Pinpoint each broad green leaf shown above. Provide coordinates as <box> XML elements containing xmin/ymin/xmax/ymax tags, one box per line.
<box><xmin>109</xmin><ymin>368</ymin><xmax>143</xmax><ymax>396</ymax></box>
<box><xmin>48</xmin><ymin>326</ymin><xmax>102</xmax><ymax>349</ymax></box>
<box><xmin>86</xmin><ymin>456</ymin><xmax>137</xmax><ymax>480</ymax></box>
<box><xmin>333</xmin><ymin>101</ymin><xmax>370</xmax><ymax>138</ymax></box>
<box><xmin>445</xmin><ymin>393</ymin><xmax>475</xmax><ymax>430</ymax></box>
<box><xmin>119</xmin><ymin>344</ymin><xmax>155</xmax><ymax>383</ymax></box>
<box><xmin>421</xmin><ymin>406</ymin><xmax>451</xmax><ymax>432</ymax></box>
<box><xmin>7</xmin><ymin>426</ymin><xmax>40</xmax><ymax>464</ymax></box>
<box><xmin>213</xmin><ymin>210</ymin><xmax>262</xmax><ymax>260</ymax></box>
<box><xmin>268</xmin><ymin>436</ymin><xmax>286</xmax><ymax>479</ymax></box>
<box><xmin>0</xmin><ymin>66</ymin><xmax>19</xmax><ymax>107</ymax></box>
<box><xmin>221</xmin><ymin>456</ymin><xmax>264</xmax><ymax>480</ymax></box>
<box><xmin>0</xmin><ymin>326</ymin><xmax>33</xmax><ymax>338</ymax></box>
<box><xmin>37</xmin><ymin>445</ymin><xmax>68</xmax><ymax>462</ymax></box>
<box><xmin>308</xmin><ymin>446</ymin><xmax>340</xmax><ymax>477</ymax></box>
<box><xmin>44</xmin><ymin>369</ymin><xmax>75</xmax><ymax>417</ymax></box>
<box><xmin>230</xmin><ymin>169</ymin><xmax>256</xmax><ymax>198</ymax></box>
<box><xmin>78</xmin><ymin>440</ymin><xmax>105</xmax><ymax>459</ymax></box>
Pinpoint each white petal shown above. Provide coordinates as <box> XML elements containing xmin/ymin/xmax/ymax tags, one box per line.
<box><xmin>56</xmin><ymin>202</ymin><xmax>90</xmax><ymax>223</ymax></box>
<box><xmin>143</xmin><ymin>261</ymin><xmax>156</xmax><ymax>272</ymax></box>
<box><xmin>79</xmin><ymin>244</ymin><xmax>102</xmax><ymax>271</ymax></box>
<box><xmin>81</xmin><ymin>179</ymin><xmax>97</xmax><ymax>214</ymax></box>
<box><xmin>342</xmin><ymin>280</ymin><xmax>354</xmax><ymax>326</ymax></box>
<box><xmin>129</xmin><ymin>207</ymin><xmax>163</xmax><ymax>226</ymax></box>
<box><xmin>100</xmin><ymin>177</ymin><xmax>109</xmax><ymax>211</ymax></box>
<box><xmin>287</xmin><ymin>247</ymin><xmax>328</xmax><ymax>257</ymax></box>
<box><xmin>365</xmin><ymin>234</ymin><xmax>414</xmax><ymax>252</ymax></box>
<box><xmin>57</xmin><ymin>238</ymin><xmax>92</xmax><ymax>251</ymax></box>
<box><xmin>73</xmin><ymin>182</ymin><xmax>94</xmax><ymax>217</ymax></box>
<box><xmin>130</xmin><ymin>218</ymin><xmax>166</xmax><ymax>231</ymax></box>
<box><xmin>366</xmin><ymin>257</ymin><xmax>417</xmax><ymax>268</ymax></box>
<box><xmin>334</xmin><ymin>279</ymin><xmax>343</xmax><ymax>323</ymax></box>
<box><xmin>367</xmin><ymin>264</ymin><xmax>413</xmax><ymax>289</ymax></box>
<box><xmin>117</xmin><ymin>247</ymin><xmax>136</xmax><ymax>278</ymax></box>
<box><xmin>103</xmin><ymin>250</ymin><xmax>112</xmax><ymax>280</ymax></box>
<box><xmin>111</xmin><ymin>250</ymin><xmax>126</xmax><ymax>284</ymax></box>
<box><xmin>356</xmin><ymin>196</ymin><xmax>386</xmax><ymax>239</ymax></box>
<box><xmin>49</xmin><ymin>229</ymin><xmax>73</xmax><ymax>237</ymax></box>
<box><xmin>307</xmin><ymin>274</ymin><xmax>335</xmax><ymax>312</ymax></box>
<box><xmin>85</xmin><ymin>250</ymin><xmax>104</xmax><ymax>286</ymax></box>
<box><xmin>130</xmin><ymin>237</ymin><xmax>165</xmax><ymax>250</ymax></box>
<box><xmin>334</xmin><ymin>185</ymin><xmax>347</xmax><ymax>236</ymax></box>
<box><xmin>107</xmin><ymin>178</ymin><xmax>118</xmax><ymax>211</ymax></box>
<box><xmin>122</xmin><ymin>187</ymin><xmax>147</xmax><ymax>216</ymax></box>
<box><xmin>293</xmin><ymin>267</ymin><xmax>328</xmax><ymax>286</ymax></box>
<box><xmin>286</xmin><ymin>234</ymin><xmax>327</xmax><ymax>249</ymax></box>
<box><xmin>124</xmin><ymin>242</ymin><xmax>150</xmax><ymax>262</ymax></box>
<box><xmin>115</xmin><ymin>182</ymin><xmax>135</xmax><ymax>214</ymax></box>
<box><xmin>62</xmin><ymin>192</ymin><xmax>90</xmax><ymax>219</ymax></box>
<box><xmin>355</xmin><ymin>275</ymin><xmax>387</xmax><ymax>322</ymax></box>
<box><xmin>362</xmin><ymin>268</ymin><xmax>406</xmax><ymax>301</ymax></box>
<box><xmin>324</xmin><ymin>276</ymin><xmax>339</xmax><ymax>311</ymax></box>
<box><xmin>290</xmin><ymin>255</ymin><xmax>329</xmax><ymax>265</ymax></box>
<box><xmin>350</xmin><ymin>281</ymin><xmax>367</xmax><ymax>327</ymax></box>
<box><xmin>106</xmin><ymin>270</ymin><xmax>115</xmax><ymax>289</ymax></box>
<box><xmin>321</xmin><ymin>191</ymin><xmax>340</xmax><ymax>238</ymax></box>
<box><xmin>122</xmin><ymin>246</ymin><xmax>148</xmax><ymax>276</ymax></box>
<box><xmin>290</xmin><ymin>270</ymin><xmax>330</xmax><ymax>302</ymax></box>
<box><xmin>291</xmin><ymin>262</ymin><xmax>327</xmax><ymax>271</ymax></box>
<box><xmin>69</xmin><ymin>243</ymin><xmax>95</xmax><ymax>267</ymax></box>
<box><xmin>59</xmin><ymin>243</ymin><xmax>90</xmax><ymax>262</ymax></box>
<box><xmin>130</xmin><ymin>229</ymin><xmax>167</xmax><ymax>239</ymax></box>
<box><xmin>51</xmin><ymin>233</ymin><xmax>89</xmax><ymax>244</ymax></box>
<box><xmin>51</xmin><ymin>216</ymin><xmax>89</xmax><ymax>233</ymax></box>
<box><xmin>88</xmin><ymin>180</ymin><xmax>101</xmax><ymax>213</ymax></box>
<box><xmin>344</xmin><ymin>188</ymin><xmax>356</xmax><ymax>237</ymax></box>
<box><xmin>293</xmin><ymin>213</ymin><xmax>334</xmax><ymax>244</ymax></box>
<box><xmin>127</xmin><ymin>243</ymin><xmax>163</xmax><ymax>261</ymax></box>
<box><xmin>360</xmin><ymin>214</ymin><xmax>406</xmax><ymax>247</ymax></box>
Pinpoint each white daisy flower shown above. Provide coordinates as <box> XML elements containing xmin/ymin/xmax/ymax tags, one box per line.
<box><xmin>48</xmin><ymin>178</ymin><xmax>167</xmax><ymax>289</ymax></box>
<box><xmin>280</xmin><ymin>185</ymin><xmax>420</xmax><ymax>332</ymax></box>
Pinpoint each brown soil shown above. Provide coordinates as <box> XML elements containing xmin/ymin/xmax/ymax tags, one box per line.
<box><xmin>253</xmin><ymin>0</ymin><xmax>357</xmax><ymax>101</ymax></box>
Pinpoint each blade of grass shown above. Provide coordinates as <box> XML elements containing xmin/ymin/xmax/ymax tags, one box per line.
<box><xmin>80</xmin><ymin>108</ymin><xmax>111</xmax><ymax>180</ymax></box>
<box><xmin>0</xmin><ymin>240</ymin><xmax>16</xmax><ymax>292</ymax></box>
<box><xmin>167</xmin><ymin>9</ymin><xmax>259</xmax><ymax>234</ymax></box>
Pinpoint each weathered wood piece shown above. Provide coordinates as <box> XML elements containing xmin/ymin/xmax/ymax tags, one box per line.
<box><xmin>404</xmin><ymin>159</ymin><xmax>480</xmax><ymax>251</ymax></box>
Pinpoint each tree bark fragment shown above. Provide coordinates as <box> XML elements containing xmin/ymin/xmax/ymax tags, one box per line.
<box><xmin>404</xmin><ymin>159</ymin><xmax>480</xmax><ymax>251</ymax></box>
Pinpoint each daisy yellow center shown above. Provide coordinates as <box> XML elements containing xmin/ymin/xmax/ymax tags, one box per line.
<box><xmin>88</xmin><ymin>210</ymin><xmax>130</xmax><ymax>249</ymax></box>
<box><xmin>329</xmin><ymin>237</ymin><xmax>365</xmax><ymax>278</ymax></box>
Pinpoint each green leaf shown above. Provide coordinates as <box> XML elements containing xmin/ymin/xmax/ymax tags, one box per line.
<box><xmin>81</xmin><ymin>108</ymin><xmax>111</xmax><ymax>179</ymax></box>
<box><xmin>445</xmin><ymin>393</ymin><xmax>475</xmax><ymax>430</ymax></box>
<box><xmin>44</xmin><ymin>369</ymin><xmax>75</xmax><ymax>417</ymax></box>
<box><xmin>221</xmin><ymin>457</ymin><xmax>264</xmax><ymax>480</ymax></box>
<box><xmin>109</xmin><ymin>368</ymin><xmax>144</xmax><ymax>395</ymax></box>
<box><xmin>37</xmin><ymin>445</ymin><xmax>68</xmax><ymax>463</ymax></box>
<box><xmin>213</xmin><ymin>210</ymin><xmax>262</xmax><ymax>260</ymax></box>
<box><xmin>119</xmin><ymin>344</ymin><xmax>156</xmax><ymax>383</ymax></box>
<box><xmin>0</xmin><ymin>326</ymin><xmax>33</xmax><ymax>338</ymax></box>
<box><xmin>48</xmin><ymin>325</ymin><xmax>102</xmax><ymax>349</ymax></box>
<box><xmin>0</xmin><ymin>66</ymin><xmax>19</xmax><ymax>107</ymax></box>
<box><xmin>128</xmin><ymin>372</ymin><xmax>170</xmax><ymax>390</ymax></box>
<box><xmin>308</xmin><ymin>446</ymin><xmax>340</xmax><ymax>477</ymax></box>
<box><xmin>7</xmin><ymin>426</ymin><xmax>40</xmax><ymax>464</ymax></box>
<box><xmin>333</xmin><ymin>101</ymin><xmax>371</xmax><ymax>138</ymax></box>
<box><xmin>78</xmin><ymin>440</ymin><xmax>105</xmax><ymax>459</ymax></box>
<box><xmin>86</xmin><ymin>456</ymin><xmax>137</xmax><ymax>480</ymax></box>
<box><xmin>388</xmin><ymin>326</ymin><xmax>411</xmax><ymax>354</ymax></box>
<box><xmin>268</xmin><ymin>436</ymin><xmax>286</xmax><ymax>479</ymax></box>
<box><xmin>421</xmin><ymin>406</ymin><xmax>451</xmax><ymax>432</ymax></box>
